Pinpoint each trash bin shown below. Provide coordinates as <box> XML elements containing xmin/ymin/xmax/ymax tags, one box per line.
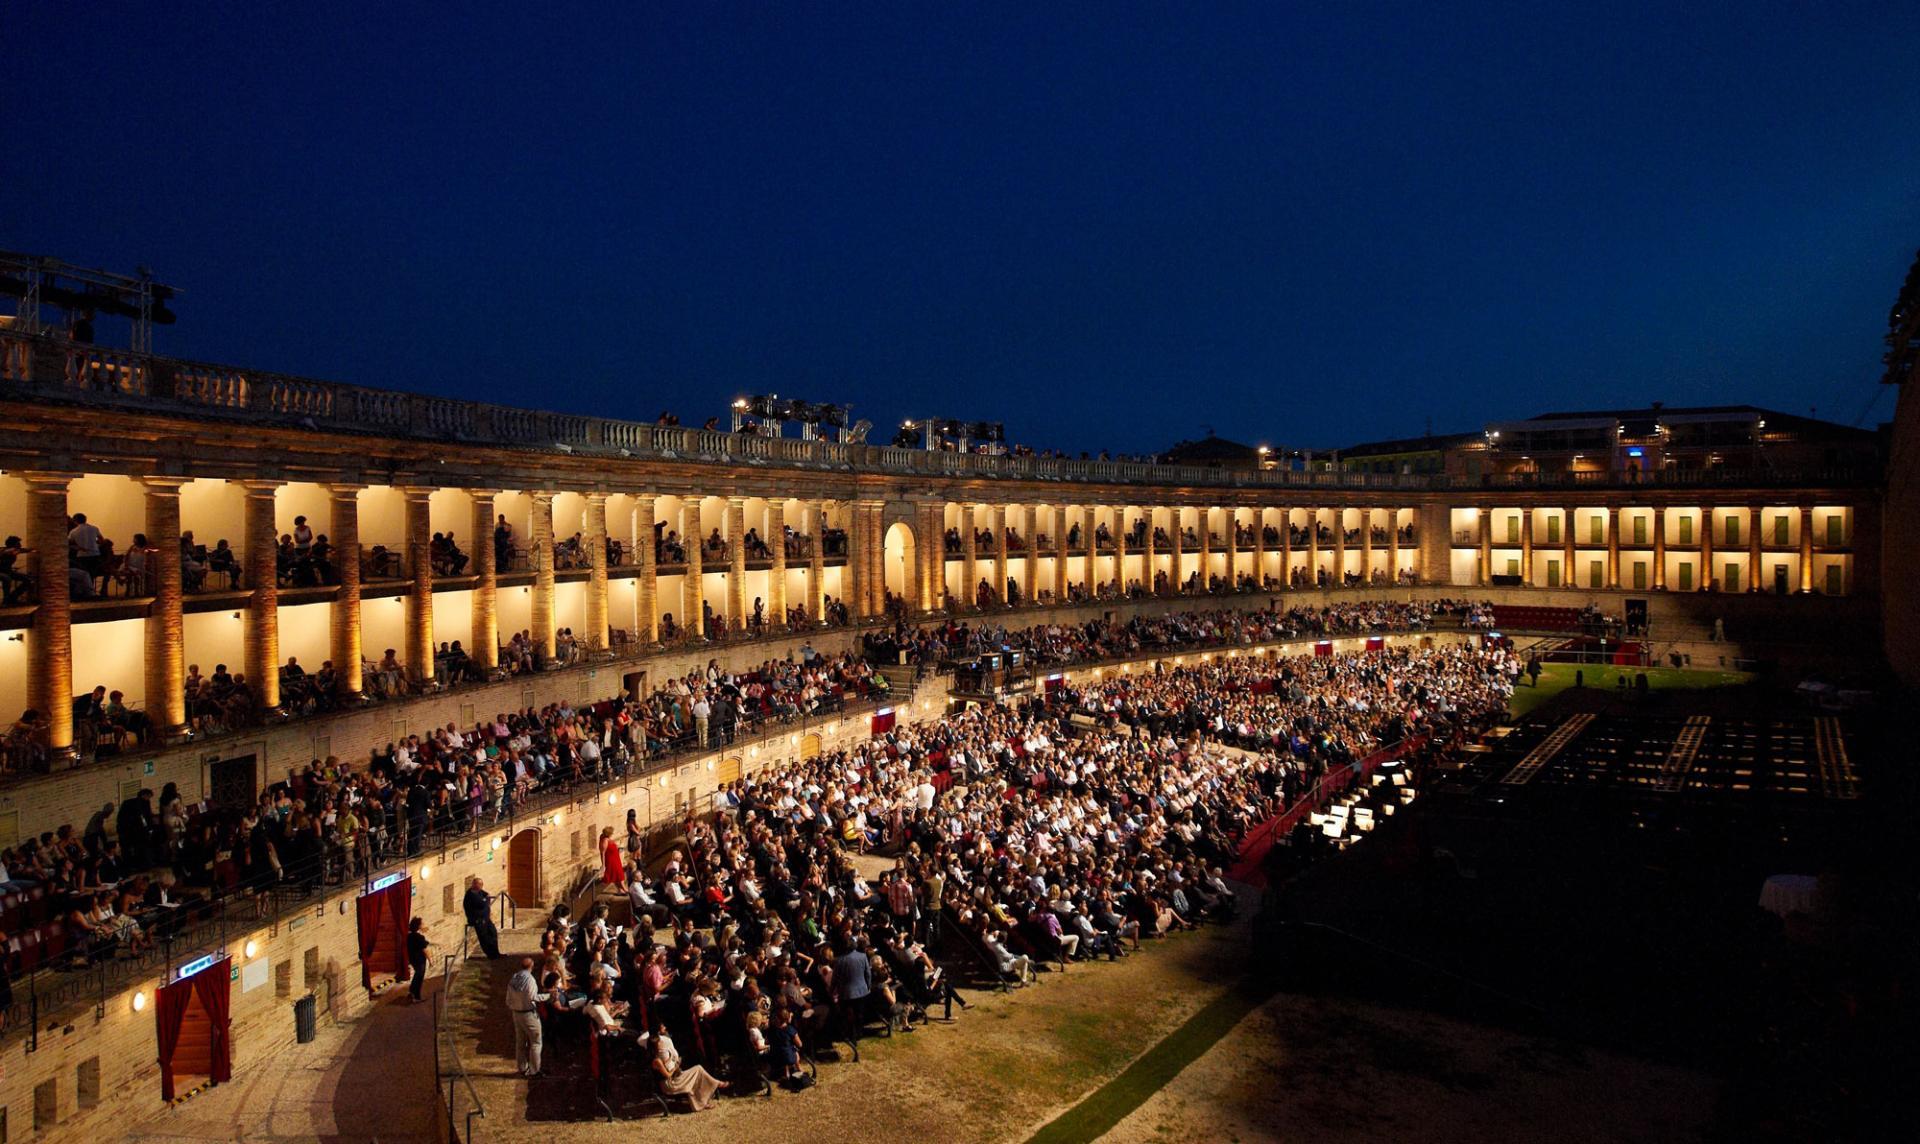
<box><xmin>295</xmin><ymin>993</ymin><xmax>318</xmax><ymax>1043</ymax></box>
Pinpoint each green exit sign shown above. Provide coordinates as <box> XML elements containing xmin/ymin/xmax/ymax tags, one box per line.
<box><xmin>144</xmin><ymin>760</ymin><xmax>156</xmax><ymax>775</ymax></box>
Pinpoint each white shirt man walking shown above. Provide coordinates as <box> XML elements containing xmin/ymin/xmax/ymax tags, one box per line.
<box><xmin>505</xmin><ymin>956</ymin><xmax>549</xmax><ymax>1076</ymax></box>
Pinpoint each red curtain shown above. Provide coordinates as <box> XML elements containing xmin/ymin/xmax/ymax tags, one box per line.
<box><xmin>386</xmin><ymin>877</ymin><xmax>413</xmax><ymax>982</ymax></box>
<box><xmin>871</xmin><ymin>710</ymin><xmax>896</xmax><ymax>735</ymax></box>
<box><xmin>155</xmin><ymin>976</ymin><xmax>191</xmax><ymax>1102</ymax></box>
<box><xmin>357</xmin><ymin>889</ymin><xmax>385</xmax><ymax>990</ymax></box>
<box><xmin>193</xmin><ymin>958</ymin><xmax>232</xmax><ymax>1087</ymax></box>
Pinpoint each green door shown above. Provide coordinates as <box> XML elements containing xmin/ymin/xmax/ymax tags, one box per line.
<box><xmin>1589</xmin><ymin>560</ymin><xmax>1604</xmax><ymax>588</ymax></box>
<box><xmin>1826</xmin><ymin>516</ymin><xmax>1843</xmax><ymax>546</ymax></box>
<box><xmin>1724</xmin><ymin>563</ymin><xmax>1740</xmax><ymax>593</ymax></box>
<box><xmin>1632</xmin><ymin>563</ymin><xmax>1647</xmax><ymax>589</ymax></box>
<box><xmin>1725</xmin><ymin>518</ymin><xmax>1739</xmax><ymax>546</ymax></box>
<box><xmin>1825</xmin><ymin>565</ymin><xmax>1843</xmax><ymax>595</ymax></box>
<box><xmin>1633</xmin><ymin>517</ymin><xmax>1647</xmax><ymax>544</ymax></box>
<box><xmin>1546</xmin><ymin>558</ymin><xmax>1561</xmax><ymax>587</ymax></box>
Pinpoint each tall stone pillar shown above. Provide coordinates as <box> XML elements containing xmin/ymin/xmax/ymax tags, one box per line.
<box><xmin>1228</xmin><ymin>506</ymin><xmax>1244</xmax><ymax>591</ymax></box>
<box><xmin>1563</xmin><ymin>507</ymin><xmax>1577</xmax><ymax>588</ymax></box>
<box><xmin>1251</xmin><ymin>506</ymin><xmax>1265</xmax><ymax>590</ymax></box>
<box><xmin>635</xmin><ymin>494</ymin><xmax>659</xmax><ymax>641</ymax></box>
<box><xmin>1652</xmin><ymin>506</ymin><xmax>1668</xmax><ymax>590</ymax></box>
<box><xmin>1332</xmin><ymin>507</ymin><xmax>1347</xmax><ymax>588</ymax></box>
<box><xmin>242</xmin><ymin>480</ymin><xmax>283</xmax><ymax>711</ymax></box>
<box><xmin>1360</xmin><ymin>507</ymin><xmax>1374</xmax><ymax>585</ymax></box>
<box><xmin>403</xmin><ymin>488</ymin><xmax>435</xmax><ymax>684</ymax></box>
<box><xmin>530</xmin><ymin>491</ymin><xmax>556</xmax><ymax>657</ymax></box>
<box><xmin>918</xmin><ymin>502</ymin><xmax>941</xmax><ymax>612</ymax></box>
<box><xmin>1798</xmin><ymin>504</ymin><xmax>1815</xmax><ymax>592</ymax></box>
<box><xmin>1136</xmin><ymin>510</ymin><xmax>1152</xmax><ymax>598</ymax></box>
<box><xmin>683</xmin><ymin>499</ymin><xmax>705</xmax><ymax>637</ymax></box>
<box><xmin>1052</xmin><ymin>505</ymin><xmax>1068</xmax><ymax>602</ymax></box>
<box><xmin>1476</xmin><ymin>504</ymin><xmax>1491</xmax><ymax>587</ymax></box>
<box><xmin>807</xmin><ymin>502</ymin><xmax>826</xmax><ymax>622</ymax></box>
<box><xmin>1169</xmin><ymin>506</ymin><xmax>1185</xmax><ymax>594</ymax></box>
<box><xmin>1384</xmin><ymin>508</ymin><xmax>1397</xmax><ymax>587</ymax></box>
<box><xmin>767</xmin><ymin>500</ymin><xmax>787</xmax><ymax>624</ymax></box>
<box><xmin>25</xmin><ymin>473</ymin><xmax>76</xmax><ymax>764</ymax></box>
<box><xmin>468</xmin><ymin>490</ymin><xmax>498</xmax><ymax>672</ymax></box>
<box><xmin>1023</xmin><ymin>503</ymin><xmax>1039</xmax><ymax>604</ymax></box>
<box><xmin>1699</xmin><ymin>505</ymin><xmax>1715</xmax><ymax>592</ymax></box>
<box><xmin>1747</xmin><ymin>502</ymin><xmax>1764</xmax><ymax>593</ymax></box>
<box><xmin>585</xmin><ymin>493</ymin><xmax>610</xmax><ymax>651</ymax></box>
<box><xmin>1607</xmin><ymin>504</ymin><xmax>1622</xmax><ymax>589</ymax></box>
<box><xmin>846</xmin><ymin>501</ymin><xmax>867</xmax><ymax>619</ymax></box>
<box><xmin>726</xmin><ymin>496</ymin><xmax>747</xmax><ymax>632</ymax></box>
<box><xmin>332</xmin><ymin>485</ymin><xmax>366</xmax><ymax>696</ymax></box>
<box><xmin>1197</xmin><ymin>507</ymin><xmax>1212</xmax><ymax>592</ymax></box>
<box><xmin>875</xmin><ymin>499</ymin><xmax>887</xmax><ymax>618</ymax></box>
<box><xmin>1279</xmin><ymin>507</ymin><xmax>1292</xmax><ymax>589</ymax></box>
<box><xmin>991</xmin><ymin>504</ymin><xmax>1008</xmax><ymax>606</ymax></box>
<box><xmin>1520</xmin><ymin>508</ymin><xmax>1534</xmax><ymax>588</ymax></box>
<box><xmin>960</xmin><ymin>505</ymin><xmax>978</xmax><ymax>610</ymax></box>
<box><xmin>143</xmin><ymin>477</ymin><xmax>189</xmax><ymax>738</ymax></box>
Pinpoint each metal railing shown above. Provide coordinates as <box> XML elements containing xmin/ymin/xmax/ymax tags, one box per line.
<box><xmin>2</xmin><ymin>330</ymin><xmax>1877</xmax><ymax>491</ymax></box>
<box><xmin>435</xmin><ymin>953</ymin><xmax>486</xmax><ymax>1144</ymax></box>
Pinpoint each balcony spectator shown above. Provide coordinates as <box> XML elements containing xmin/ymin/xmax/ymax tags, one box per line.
<box><xmin>494</xmin><ymin>515</ymin><xmax>514</xmax><ymax>570</ymax></box>
<box><xmin>208</xmin><ymin>538</ymin><xmax>242</xmax><ymax>588</ymax></box>
<box><xmin>1</xmin><ymin>536</ymin><xmax>32</xmax><ymax>604</ymax></box>
<box><xmin>67</xmin><ymin>512</ymin><xmax>104</xmax><ymax>582</ymax></box>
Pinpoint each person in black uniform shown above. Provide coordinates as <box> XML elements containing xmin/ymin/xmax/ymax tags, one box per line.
<box><xmin>407</xmin><ymin>916</ymin><xmax>431</xmax><ymax>1003</ymax></box>
<box><xmin>464</xmin><ymin>876</ymin><xmax>501</xmax><ymax>959</ymax></box>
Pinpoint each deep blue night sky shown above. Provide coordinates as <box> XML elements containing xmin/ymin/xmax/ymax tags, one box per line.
<box><xmin>7</xmin><ymin>2</ymin><xmax>1919</xmax><ymax>454</ymax></box>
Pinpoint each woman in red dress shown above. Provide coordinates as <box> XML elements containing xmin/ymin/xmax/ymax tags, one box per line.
<box><xmin>599</xmin><ymin>825</ymin><xmax>625</xmax><ymax>887</ymax></box>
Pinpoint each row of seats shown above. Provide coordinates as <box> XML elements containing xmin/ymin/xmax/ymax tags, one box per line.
<box><xmin>1491</xmin><ymin>605</ymin><xmax>1589</xmax><ymax>632</ymax></box>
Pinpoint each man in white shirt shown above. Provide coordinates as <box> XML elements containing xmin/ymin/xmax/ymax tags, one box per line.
<box><xmin>505</xmin><ymin>957</ymin><xmax>550</xmax><ymax>1076</ymax></box>
<box><xmin>68</xmin><ymin>512</ymin><xmax>104</xmax><ymax>578</ymax></box>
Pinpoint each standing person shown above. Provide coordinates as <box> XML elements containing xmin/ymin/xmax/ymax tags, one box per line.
<box><xmin>464</xmin><ymin>876</ymin><xmax>501</xmax><ymax>959</ymax></box>
<box><xmin>599</xmin><ymin>825</ymin><xmax>625</xmax><ymax>888</ymax></box>
<box><xmin>406</xmin><ymin>917</ymin><xmax>431</xmax><ymax>1003</ymax></box>
<box><xmin>505</xmin><ymin>957</ymin><xmax>549</xmax><ymax>1077</ymax></box>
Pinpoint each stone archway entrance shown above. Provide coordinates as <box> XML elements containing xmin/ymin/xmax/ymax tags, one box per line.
<box><xmin>884</xmin><ymin>521</ymin><xmax>918</xmax><ymax>609</ymax></box>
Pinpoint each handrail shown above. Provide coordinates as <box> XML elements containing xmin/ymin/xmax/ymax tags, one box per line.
<box><xmin>1</xmin><ymin>330</ymin><xmax>1879</xmax><ymax>492</ymax></box>
<box><xmin>436</xmin><ymin>953</ymin><xmax>486</xmax><ymax>1144</ymax></box>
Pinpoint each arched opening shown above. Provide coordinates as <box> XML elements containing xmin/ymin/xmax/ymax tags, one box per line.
<box><xmin>718</xmin><ymin>755</ymin><xmax>743</xmax><ymax>785</ymax></box>
<box><xmin>800</xmin><ymin>733</ymin><xmax>822</xmax><ymax>760</ymax></box>
<box><xmin>884</xmin><ymin>521</ymin><xmax>917</xmax><ymax>609</ymax></box>
<box><xmin>507</xmin><ymin>828</ymin><xmax>543</xmax><ymax>907</ymax></box>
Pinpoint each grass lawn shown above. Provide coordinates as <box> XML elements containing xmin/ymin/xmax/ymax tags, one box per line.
<box><xmin>1508</xmin><ymin>663</ymin><xmax>1755</xmax><ymax>719</ymax></box>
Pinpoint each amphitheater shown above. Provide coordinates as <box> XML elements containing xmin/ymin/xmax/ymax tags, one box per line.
<box><xmin>0</xmin><ymin>265</ymin><xmax>1917</xmax><ymax>1143</ymax></box>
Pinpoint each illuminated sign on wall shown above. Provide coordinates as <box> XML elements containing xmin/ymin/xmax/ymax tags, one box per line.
<box><xmin>367</xmin><ymin>871</ymin><xmax>405</xmax><ymax>894</ymax></box>
<box><xmin>176</xmin><ymin>952</ymin><xmax>220</xmax><ymax>981</ymax></box>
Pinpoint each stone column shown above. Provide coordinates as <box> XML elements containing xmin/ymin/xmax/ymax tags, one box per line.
<box><xmin>467</xmin><ymin>490</ymin><xmax>497</xmax><ymax>672</ymax></box>
<box><xmin>1520</xmin><ymin>508</ymin><xmax>1534</xmax><ymax>587</ymax></box>
<box><xmin>1143</xmin><ymin>506</ymin><xmax>1159</xmax><ymax>595</ymax></box>
<box><xmin>1563</xmin><ymin>507</ymin><xmax>1577</xmax><ymax>588</ymax></box>
<box><xmin>1169</xmin><ymin>506</ymin><xmax>1185</xmax><ymax>594</ymax></box>
<box><xmin>1652</xmin><ymin>506</ymin><xmax>1667</xmax><ymax>590</ymax></box>
<box><xmin>1384</xmin><ymin>508</ymin><xmax>1398</xmax><ymax>586</ymax></box>
<box><xmin>242</xmin><ymin>480</ymin><xmax>283</xmax><ymax>711</ymax></box>
<box><xmin>1607</xmin><ymin>504</ymin><xmax>1622</xmax><ymax>589</ymax></box>
<box><xmin>960</xmin><ymin>504</ymin><xmax>978</xmax><ymax>610</ymax></box>
<box><xmin>1360</xmin><ymin>507</ymin><xmax>1374</xmax><ymax>584</ymax></box>
<box><xmin>1699</xmin><ymin>505</ymin><xmax>1715</xmax><ymax>592</ymax></box>
<box><xmin>683</xmin><ymin>499</ymin><xmax>705</xmax><ymax>636</ymax></box>
<box><xmin>1798</xmin><ymin>504</ymin><xmax>1815</xmax><ymax>592</ymax></box>
<box><xmin>530</xmin><ymin>491</ymin><xmax>556</xmax><ymax>658</ymax></box>
<box><xmin>1251</xmin><ymin>506</ymin><xmax>1266</xmax><ymax>589</ymax></box>
<box><xmin>767</xmin><ymin>500</ymin><xmax>787</xmax><ymax>624</ymax></box>
<box><xmin>634</xmin><ymin>494</ymin><xmax>659</xmax><ymax>641</ymax></box>
<box><xmin>991</xmin><ymin>504</ymin><xmax>1008</xmax><ymax>606</ymax></box>
<box><xmin>1279</xmin><ymin>507</ymin><xmax>1292</xmax><ymax>590</ymax></box>
<box><xmin>332</xmin><ymin>485</ymin><xmax>366</xmax><ymax>696</ymax></box>
<box><xmin>585</xmin><ymin>493</ymin><xmax>610</xmax><ymax>651</ymax></box>
<box><xmin>1196</xmin><ymin>507</ymin><xmax>1212</xmax><ymax>592</ymax></box>
<box><xmin>1053</xmin><ymin>505</ymin><xmax>1068</xmax><ymax>602</ymax></box>
<box><xmin>1023</xmin><ymin>503</ymin><xmax>1039</xmax><ymax>605</ymax></box>
<box><xmin>867</xmin><ymin>502</ymin><xmax>886</xmax><ymax>615</ymax></box>
<box><xmin>1476</xmin><ymin>504</ymin><xmax>1491</xmax><ymax>587</ymax></box>
<box><xmin>403</xmin><ymin>488</ymin><xmax>435</xmax><ymax>684</ymax></box>
<box><xmin>1747</xmin><ymin>502</ymin><xmax>1764</xmax><ymax>593</ymax></box>
<box><xmin>1329</xmin><ymin>508</ymin><xmax>1342</xmax><ymax>588</ymax></box>
<box><xmin>807</xmin><ymin>502</ymin><xmax>826</xmax><ymax>621</ymax></box>
<box><xmin>726</xmin><ymin>496</ymin><xmax>747</xmax><ymax>632</ymax></box>
<box><xmin>919</xmin><ymin>501</ymin><xmax>941</xmax><ymax>612</ymax></box>
<box><xmin>143</xmin><ymin>477</ymin><xmax>189</xmax><ymax>738</ymax></box>
<box><xmin>846</xmin><ymin>501</ymin><xmax>867</xmax><ymax>619</ymax></box>
<box><xmin>25</xmin><ymin>473</ymin><xmax>76</xmax><ymax>763</ymax></box>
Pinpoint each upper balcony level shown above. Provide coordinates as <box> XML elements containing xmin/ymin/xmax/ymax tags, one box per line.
<box><xmin>0</xmin><ymin>330</ymin><xmax>1882</xmax><ymax>494</ymax></box>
